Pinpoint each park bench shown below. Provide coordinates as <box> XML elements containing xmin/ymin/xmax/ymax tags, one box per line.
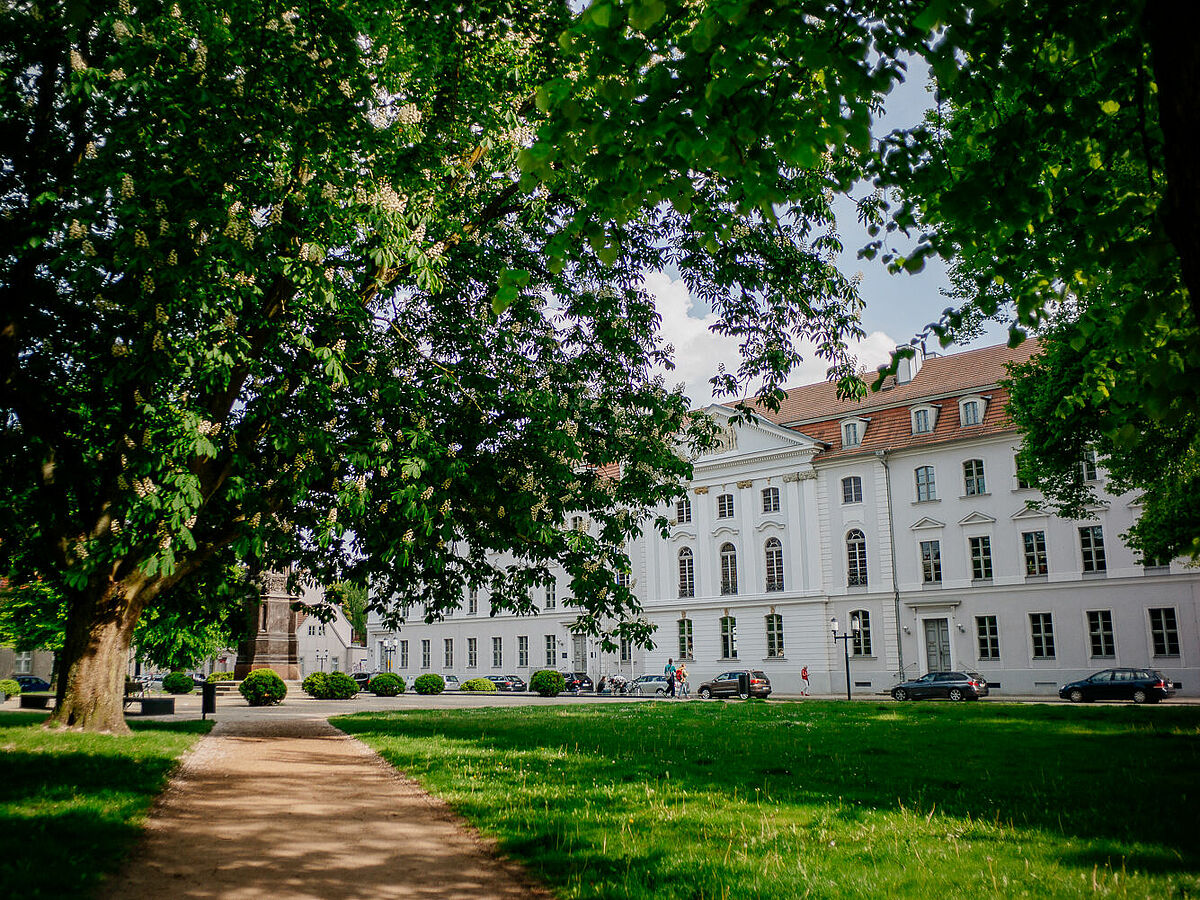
<box><xmin>124</xmin><ymin>679</ymin><xmax>175</xmax><ymax>715</ymax></box>
<box><xmin>19</xmin><ymin>692</ymin><xmax>54</xmax><ymax>709</ymax></box>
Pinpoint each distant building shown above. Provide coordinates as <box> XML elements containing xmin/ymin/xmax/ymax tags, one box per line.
<box><xmin>295</xmin><ymin>584</ymin><xmax>367</xmax><ymax>675</ymax></box>
<box><xmin>367</xmin><ymin>342</ymin><xmax>1199</xmax><ymax>697</ymax></box>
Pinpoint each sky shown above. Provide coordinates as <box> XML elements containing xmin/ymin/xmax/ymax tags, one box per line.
<box><xmin>644</xmin><ymin>61</ymin><xmax>1010</xmax><ymax>406</ymax></box>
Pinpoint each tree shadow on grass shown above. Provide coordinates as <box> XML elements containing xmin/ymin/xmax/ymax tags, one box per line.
<box><xmin>0</xmin><ymin>712</ymin><xmax>210</xmax><ymax>896</ymax></box>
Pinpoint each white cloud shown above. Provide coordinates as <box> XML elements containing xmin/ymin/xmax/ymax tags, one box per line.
<box><xmin>643</xmin><ymin>271</ymin><xmax>898</xmax><ymax>406</ymax></box>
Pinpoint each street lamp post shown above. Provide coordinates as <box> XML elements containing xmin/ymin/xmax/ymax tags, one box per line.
<box><xmin>382</xmin><ymin>638</ymin><xmax>397</xmax><ymax>672</ymax></box>
<box><xmin>317</xmin><ymin>649</ymin><xmax>329</xmax><ymax>672</ymax></box>
<box><xmin>830</xmin><ymin>615</ymin><xmax>861</xmax><ymax>700</ymax></box>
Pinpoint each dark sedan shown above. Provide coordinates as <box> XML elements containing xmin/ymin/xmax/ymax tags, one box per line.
<box><xmin>697</xmin><ymin>670</ymin><xmax>772</xmax><ymax>699</ymax></box>
<box><xmin>891</xmin><ymin>671</ymin><xmax>989</xmax><ymax>701</ymax></box>
<box><xmin>485</xmin><ymin>675</ymin><xmax>515</xmax><ymax>691</ymax></box>
<box><xmin>1059</xmin><ymin>668</ymin><xmax>1175</xmax><ymax>704</ymax></box>
<box><xmin>560</xmin><ymin>672</ymin><xmax>594</xmax><ymax>692</ymax></box>
<box><xmin>503</xmin><ymin>675</ymin><xmax>527</xmax><ymax>692</ymax></box>
<box><xmin>13</xmin><ymin>675</ymin><xmax>52</xmax><ymax>693</ymax></box>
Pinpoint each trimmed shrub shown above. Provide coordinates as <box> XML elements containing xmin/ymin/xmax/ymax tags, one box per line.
<box><xmin>0</xmin><ymin>678</ymin><xmax>20</xmax><ymax>697</ymax></box>
<box><xmin>531</xmin><ymin>669</ymin><xmax>565</xmax><ymax>697</ymax></box>
<box><xmin>369</xmin><ymin>673</ymin><xmax>404</xmax><ymax>696</ymax></box>
<box><xmin>239</xmin><ymin>668</ymin><xmax>287</xmax><ymax>706</ymax></box>
<box><xmin>206</xmin><ymin>671</ymin><xmax>234</xmax><ymax>682</ymax></box>
<box><xmin>302</xmin><ymin>671</ymin><xmax>329</xmax><ymax>697</ymax></box>
<box><xmin>162</xmin><ymin>672</ymin><xmax>195</xmax><ymax>694</ymax></box>
<box><xmin>324</xmin><ymin>671</ymin><xmax>359</xmax><ymax>699</ymax></box>
<box><xmin>413</xmin><ymin>673</ymin><xmax>445</xmax><ymax>695</ymax></box>
<box><xmin>460</xmin><ymin>677</ymin><xmax>498</xmax><ymax>692</ymax></box>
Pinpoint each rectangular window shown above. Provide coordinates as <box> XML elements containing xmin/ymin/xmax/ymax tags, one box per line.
<box><xmin>915</xmin><ymin>466</ymin><xmax>936</xmax><ymax>502</ymax></box>
<box><xmin>1080</xmin><ymin>526</ymin><xmax>1106</xmax><ymax>572</ymax></box>
<box><xmin>444</xmin><ymin>638</ymin><xmax>454</xmax><ymax>669</ymax></box>
<box><xmin>492</xmin><ymin>637</ymin><xmax>502</xmax><ymax>667</ymax></box>
<box><xmin>421</xmin><ymin>640</ymin><xmax>431</xmax><ymax>669</ymax></box>
<box><xmin>1087</xmin><ymin>610</ymin><xmax>1115</xmax><ymax>658</ymax></box>
<box><xmin>1015</xmin><ymin>454</ymin><xmax>1032</xmax><ymax>489</ymax></box>
<box><xmin>571</xmin><ymin>515</ymin><xmax>585</xmax><ymax>531</ymax></box>
<box><xmin>969</xmin><ymin>536</ymin><xmax>993</xmax><ymax>580</ymax></box>
<box><xmin>468</xmin><ymin>590</ymin><xmax>478</xmax><ymax>615</ymax></box>
<box><xmin>544</xmin><ymin>635</ymin><xmax>557</xmax><ymax>667</ymax></box>
<box><xmin>399</xmin><ymin>640</ymin><xmax>409</xmax><ymax>669</ymax></box>
<box><xmin>467</xmin><ymin>637</ymin><xmax>478</xmax><ymax>668</ymax></box>
<box><xmin>14</xmin><ymin>650</ymin><xmax>32</xmax><ymax>675</ymax></box>
<box><xmin>961</xmin><ymin>400</ymin><xmax>981</xmax><ymax>426</ymax></box>
<box><xmin>1030</xmin><ymin>613</ymin><xmax>1055</xmax><ymax>659</ymax></box>
<box><xmin>678</xmin><ymin>618</ymin><xmax>694</xmax><ymax>659</ymax></box>
<box><xmin>851</xmin><ymin>610</ymin><xmax>872</xmax><ymax>656</ymax></box>
<box><xmin>920</xmin><ymin>540</ymin><xmax>942</xmax><ymax>584</ymax></box>
<box><xmin>544</xmin><ymin>581</ymin><xmax>556</xmax><ymax>609</ymax></box>
<box><xmin>1022</xmin><ymin>530</ymin><xmax>1048</xmax><ymax>576</ymax></box>
<box><xmin>843</xmin><ymin>421</ymin><xmax>861</xmax><ymax>447</ymax></box>
<box><xmin>1149</xmin><ymin>608</ymin><xmax>1180</xmax><ymax>656</ymax></box>
<box><xmin>913</xmin><ymin>408</ymin><xmax>931</xmax><ymax>434</ymax></box>
<box><xmin>676</xmin><ymin>496</ymin><xmax>692</xmax><ymax>523</ymax></box>
<box><xmin>1081</xmin><ymin>449</ymin><xmax>1098</xmax><ymax>481</ymax></box>
<box><xmin>717</xmin><ymin>493</ymin><xmax>734</xmax><ymax>518</ymax></box>
<box><xmin>762</xmin><ymin>487</ymin><xmax>780</xmax><ymax>513</ymax></box>
<box><xmin>620</xmin><ymin>637</ymin><xmax>632</xmax><ymax>662</ymax></box>
<box><xmin>720</xmin><ymin>616</ymin><xmax>738</xmax><ymax>659</ymax></box>
<box><xmin>766</xmin><ymin>613</ymin><xmax>785</xmax><ymax>658</ymax></box>
<box><xmin>842</xmin><ymin>476</ymin><xmax>863</xmax><ymax>504</ymax></box>
<box><xmin>963</xmin><ymin>459</ymin><xmax>986</xmax><ymax>495</ymax></box>
<box><xmin>976</xmin><ymin>615</ymin><xmax>1000</xmax><ymax>660</ymax></box>
<box><xmin>517</xmin><ymin>636</ymin><xmax>529</xmax><ymax>667</ymax></box>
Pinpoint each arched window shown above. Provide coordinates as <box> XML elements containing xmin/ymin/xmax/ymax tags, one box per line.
<box><xmin>850</xmin><ymin>610</ymin><xmax>872</xmax><ymax>655</ymax></box>
<box><xmin>720</xmin><ymin>543</ymin><xmax>738</xmax><ymax>595</ymax></box>
<box><xmin>846</xmin><ymin>530</ymin><xmax>868</xmax><ymax>586</ymax></box>
<box><xmin>678</xmin><ymin>548</ymin><xmax>695</xmax><ymax>598</ymax></box>
<box><xmin>764</xmin><ymin>538</ymin><xmax>784</xmax><ymax>592</ymax></box>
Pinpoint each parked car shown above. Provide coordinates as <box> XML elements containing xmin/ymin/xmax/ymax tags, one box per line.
<box><xmin>1059</xmin><ymin>668</ymin><xmax>1176</xmax><ymax>704</ymax></box>
<box><xmin>630</xmin><ymin>674</ymin><xmax>672</xmax><ymax>695</ymax></box>
<box><xmin>13</xmin><ymin>675</ymin><xmax>51</xmax><ymax>693</ymax></box>
<box><xmin>485</xmin><ymin>675</ymin><xmax>515</xmax><ymax>691</ymax></box>
<box><xmin>697</xmin><ymin>670</ymin><xmax>772</xmax><ymax>699</ymax></box>
<box><xmin>559</xmin><ymin>672</ymin><xmax>594</xmax><ymax>692</ymax></box>
<box><xmin>351</xmin><ymin>672</ymin><xmax>376</xmax><ymax>691</ymax></box>
<box><xmin>442</xmin><ymin>674</ymin><xmax>461</xmax><ymax>691</ymax></box>
<box><xmin>503</xmin><ymin>675</ymin><xmax>527</xmax><ymax>692</ymax></box>
<box><xmin>891</xmin><ymin>671</ymin><xmax>989</xmax><ymax>702</ymax></box>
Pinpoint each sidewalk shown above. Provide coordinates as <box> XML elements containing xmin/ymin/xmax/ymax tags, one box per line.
<box><xmin>99</xmin><ymin>716</ymin><xmax>552</xmax><ymax>900</ymax></box>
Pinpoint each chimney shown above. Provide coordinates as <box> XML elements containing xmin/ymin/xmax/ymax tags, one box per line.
<box><xmin>896</xmin><ymin>345</ymin><xmax>925</xmax><ymax>385</ymax></box>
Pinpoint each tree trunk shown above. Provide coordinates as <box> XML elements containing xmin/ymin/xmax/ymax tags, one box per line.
<box><xmin>47</xmin><ymin>578</ymin><xmax>147</xmax><ymax>733</ymax></box>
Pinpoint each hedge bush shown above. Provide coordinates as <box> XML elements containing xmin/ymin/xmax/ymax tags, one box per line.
<box><xmin>239</xmin><ymin>668</ymin><xmax>287</xmax><ymax>706</ymax></box>
<box><xmin>302</xmin><ymin>671</ymin><xmax>358</xmax><ymax>699</ymax></box>
<box><xmin>206</xmin><ymin>671</ymin><xmax>234</xmax><ymax>682</ymax></box>
<box><xmin>530</xmin><ymin>669</ymin><xmax>565</xmax><ymax>697</ymax></box>
<box><xmin>460</xmin><ymin>677</ymin><xmax>498</xmax><ymax>692</ymax></box>
<box><xmin>369</xmin><ymin>673</ymin><xmax>404</xmax><ymax>696</ymax></box>
<box><xmin>0</xmin><ymin>678</ymin><xmax>20</xmax><ymax>697</ymax></box>
<box><xmin>302</xmin><ymin>671</ymin><xmax>329</xmax><ymax>697</ymax></box>
<box><xmin>162</xmin><ymin>672</ymin><xmax>195</xmax><ymax>694</ymax></box>
<box><xmin>413</xmin><ymin>673</ymin><xmax>445</xmax><ymax>695</ymax></box>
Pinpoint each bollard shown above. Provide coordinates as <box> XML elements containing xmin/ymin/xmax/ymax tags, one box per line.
<box><xmin>737</xmin><ymin>672</ymin><xmax>750</xmax><ymax>698</ymax></box>
<box><xmin>201</xmin><ymin>681</ymin><xmax>217</xmax><ymax>719</ymax></box>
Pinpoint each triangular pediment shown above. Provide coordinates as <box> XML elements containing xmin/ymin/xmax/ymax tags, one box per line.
<box><xmin>958</xmin><ymin>511</ymin><xmax>997</xmax><ymax>526</ymax></box>
<box><xmin>693</xmin><ymin>404</ymin><xmax>824</xmax><ymax>462</ymax></box>
<box><xmin>910</xmin><ymin>517</ymin><xmax>945</xmax><ymax>531</ymax></box>
<box><xmin>1011</xmin><ymin>506</ymin><xmax>1051</xmax><ymax>520</ymax></box>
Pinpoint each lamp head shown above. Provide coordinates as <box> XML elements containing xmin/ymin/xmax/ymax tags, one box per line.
<box><xmin>830</xmin><ymin>616</ymin><xmax>839</xmax><ymax>635</ymax></box>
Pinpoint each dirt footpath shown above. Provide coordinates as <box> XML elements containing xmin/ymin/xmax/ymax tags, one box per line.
<box><xmin>100</xmin><ymin>717</ymin><xmax>551</xmax><ymax>900</ymax></box>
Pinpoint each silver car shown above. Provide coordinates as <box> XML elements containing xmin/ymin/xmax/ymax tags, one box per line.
<box><xmin>631</xmin><ymin>674</ymin><xmax>672</xmax><ymax>696</ymax></box>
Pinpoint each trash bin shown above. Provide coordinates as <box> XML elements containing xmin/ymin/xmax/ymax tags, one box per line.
<box><xmin>201</xmin><ymin>681</ymin><xmax>217</xmax><ymax>719</ymax></box>
<box><xmin>737</xmin><ymin>672</ymin><xmax>750</xmax><ymax>698</ymax></box>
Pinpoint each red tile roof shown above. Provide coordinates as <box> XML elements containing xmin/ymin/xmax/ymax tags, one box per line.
<box><xmin>729</xmin><ymin>341</ymin><xmax>1038</xmax><ymax>461</ymax></box>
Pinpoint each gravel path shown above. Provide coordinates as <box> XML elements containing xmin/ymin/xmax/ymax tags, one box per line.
<box><xmin>99</xmin><ymin>717</ymin><xmax>552</xmax><ymax>899</ymax></box>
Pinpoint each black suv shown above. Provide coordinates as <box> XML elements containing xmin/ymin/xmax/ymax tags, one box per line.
<box><xmin>697</xmin><ymin>670</ymin><xmax>772</xmax><ymax>699</ymax></box>
<box><xmin>1059</xmin><ymin>668</ymin><xmax>1175</xmax><ymax>704</ymax></box>
<box><xmin>560</xmin><ymin>672</ymin><xmax>594</xmax><ymax>692</ymax></box>
<box><xmin>891</xmin><ymin>671</ymin><xmax>989</xmax><ymax>701</ymax></box>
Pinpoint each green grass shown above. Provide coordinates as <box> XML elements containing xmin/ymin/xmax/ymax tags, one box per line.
<box><xmin>0</xmin><ymin>711</ymin><xmax>211</xmax><ymax>897</ymax></box>
<box><xmin>335</xmin><ymin>701</ymin><xmax>1200</xmax><ymax>899</ymax></box>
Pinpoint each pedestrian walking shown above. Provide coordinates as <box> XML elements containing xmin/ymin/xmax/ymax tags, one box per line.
<box><xmin>801</xmin><ymin>665</ymin><xmax>810</xmax><ymax>696</ymax></box>
<box><xmin>678</xmin><ymin>663</ymin><xmax>690</xmax><ymax>699</ymax></box>
<box><xmin>664</xmin><ymin>657</ymin><xmax>676</xmax><ymax>698</ymax></box>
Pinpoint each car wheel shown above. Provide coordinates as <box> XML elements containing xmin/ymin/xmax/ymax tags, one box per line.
<box><xmin>948</xmin><ymin>688</ymin><xmax>965</xmax><ymax>702</ymax></box>
<box><xmin>1068</xmin><ymin>688</ymin><xmax>1085</xmax><ymax>703</ymax></box>
<box><xmin>1133</xmin><ymin>689</ymin><xmax>1148</xmax><ymax>704</ymax></box>
<box><xmin>699</xmin><ymin>688</ymin><xmax>712</xmax><ymax>699</ymax></box>
<box><xmin>655</xmin><ymin>688</ymin><xmax>665</xmax><ymax>695</ymax></box>
<box><xmin>892</xmin><ymin>687</ymin><xmax>908</xmax><ymax>701</ymax></box>
<box><xmin>738</xmin><ymin>690</ymin><xmax>750</xmax><ymax>700</ymax></box>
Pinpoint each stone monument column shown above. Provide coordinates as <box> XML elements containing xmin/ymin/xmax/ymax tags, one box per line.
<box><xmin>234</xmin><ymin>570</ymin><xmax>300</xmax><ymax>680</ymax></box>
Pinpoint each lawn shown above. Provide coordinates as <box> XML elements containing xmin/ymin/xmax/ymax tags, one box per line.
<box><xmin>0</xmin><ymin>711</ymin><xmax>211</xmax><ymax>897</ymax></box>
<box><xmin>336</xmin><ymin>701</ymin><xmax>1200</xmax><ymax>899</ymax></box>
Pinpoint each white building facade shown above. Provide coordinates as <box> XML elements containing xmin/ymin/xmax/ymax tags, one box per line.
<box><xmin>368</xmin><ymin>343</ymin><xmax>1200</xmax><ymax>697</ymax></box>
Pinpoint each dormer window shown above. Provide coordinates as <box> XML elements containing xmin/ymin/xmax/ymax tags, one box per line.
<box><xmin>959</xmin><ymin>395</ymin><xmax>986</xmax><ymax>427</ymax></box>
<box><xmin>911</xmin><ymin>405</ymin><xmax>937</xmax><ymax>435</ymax></box>
<box><xmin>841</xmin><ymin>417</ymin><xmax>867</xmax><ymax>448</ymax></box>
